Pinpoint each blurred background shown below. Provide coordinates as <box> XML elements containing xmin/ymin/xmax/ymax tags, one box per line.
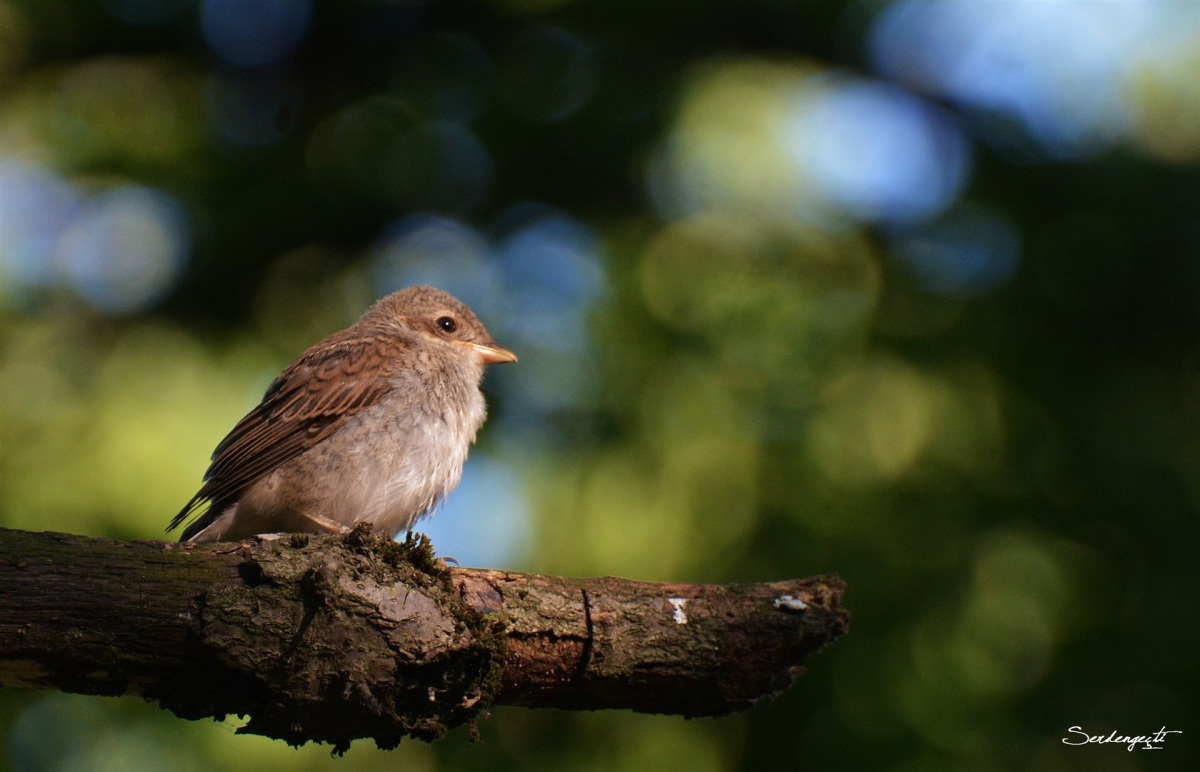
<box><xmin>1</xmin><ymin>0</ymin><xmax>1198</xmax><ymax>769</ymax></box>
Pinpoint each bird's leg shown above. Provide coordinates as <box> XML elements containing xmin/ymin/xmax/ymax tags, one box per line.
<box><xmin>294</xmin><ymin>510</ymin><xmax>352</xmax><ymax>536</ymax></box>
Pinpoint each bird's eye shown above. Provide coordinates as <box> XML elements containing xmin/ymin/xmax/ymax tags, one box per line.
<box><xmin>436</xmin><ymin>316</ymin><xmax>458</xmax><ymax>333</ymax></box>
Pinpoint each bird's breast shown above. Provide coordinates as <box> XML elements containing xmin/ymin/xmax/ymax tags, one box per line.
<box><xmin>311</xmin><ymin>378</ymin><xmax>487</xmax><ymax>535</ymax></box>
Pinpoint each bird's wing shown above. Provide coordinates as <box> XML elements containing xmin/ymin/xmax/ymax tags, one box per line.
<box><xmin>169</xmin><ymin>330</ymin><xmax>409</xmax><ymax>536</ymax></box>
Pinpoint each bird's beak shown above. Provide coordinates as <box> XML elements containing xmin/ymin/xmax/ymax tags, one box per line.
<box><xmin>462</xmin><ymin>341</ymin><xmax>518</xmax><ymax>365</ymax></box>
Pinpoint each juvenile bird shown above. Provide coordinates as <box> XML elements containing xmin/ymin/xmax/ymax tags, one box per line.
<box><xmin>169</xmin><ymin>285</ymin><xmax>516</xmax><ymax>543</ymax></box>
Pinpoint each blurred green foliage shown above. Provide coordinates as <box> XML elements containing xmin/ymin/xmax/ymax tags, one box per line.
<box><xmin>2</xmin><ymin>0</ymin><xmax>1199</xmax><ymax>770</ymax></box>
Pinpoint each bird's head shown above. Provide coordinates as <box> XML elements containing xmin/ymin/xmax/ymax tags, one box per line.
<box><xmin>368</xmin><ymin>285</ymin><xmax>517</xmax><ymax>366</ymax></box>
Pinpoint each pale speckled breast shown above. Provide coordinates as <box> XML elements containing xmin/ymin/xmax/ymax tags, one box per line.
<box><xmin>294</xmin><ymin>374</ymin><xmax>488</xmax><ymax>536</ymax></box>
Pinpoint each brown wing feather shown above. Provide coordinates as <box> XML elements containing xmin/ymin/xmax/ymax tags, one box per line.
<box><xmin>169</xmin><ymin>330</ymin><xmax>409</xmax><ymax>536</ymax></box>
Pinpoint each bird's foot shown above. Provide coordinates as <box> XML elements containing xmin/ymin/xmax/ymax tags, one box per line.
<box><xmin>296</xmin><ymin>510</ymin><xmax>353</xmax><ymax>536</ymax></box>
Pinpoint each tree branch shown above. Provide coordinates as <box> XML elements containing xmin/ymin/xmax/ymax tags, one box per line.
<box><xmin>0</xmin><ymin>527</ymin><xmax>848</xmax><ymax>752</ymax></box>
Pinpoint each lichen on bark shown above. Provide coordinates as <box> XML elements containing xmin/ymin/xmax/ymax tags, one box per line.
<box><xmin>1</xmin><ymin>527</ymin><xmax>848</xmax><ymax>752</ymax></box>
<box><xmin>196</xmin><ymin>531</ymin><xmax>506</xmax><ymax>752</ymax></box>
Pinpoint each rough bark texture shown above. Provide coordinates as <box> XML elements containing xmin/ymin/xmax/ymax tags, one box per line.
<box><xmin>0</xmin><ymin>527</ymin><xmax>849</xmax><ymax>751</ymax></box>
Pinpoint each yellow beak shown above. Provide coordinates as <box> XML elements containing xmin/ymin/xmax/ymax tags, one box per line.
<box><xmin>463</xmin><ymin>341</ymin><xmax>518</xmax><ymax>365</ymax></box>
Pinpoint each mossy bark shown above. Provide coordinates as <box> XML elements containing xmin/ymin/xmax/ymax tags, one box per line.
<box><xmin>0</xmin><ymin>527</ymin><xmax>848</xmax><ymax>751</ymax></box>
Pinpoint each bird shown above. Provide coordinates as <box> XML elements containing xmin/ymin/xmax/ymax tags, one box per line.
<box><xmin>168</xmin><ymin>285</ymin><xmax>516</xmax><ymax>543</ymax></box>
